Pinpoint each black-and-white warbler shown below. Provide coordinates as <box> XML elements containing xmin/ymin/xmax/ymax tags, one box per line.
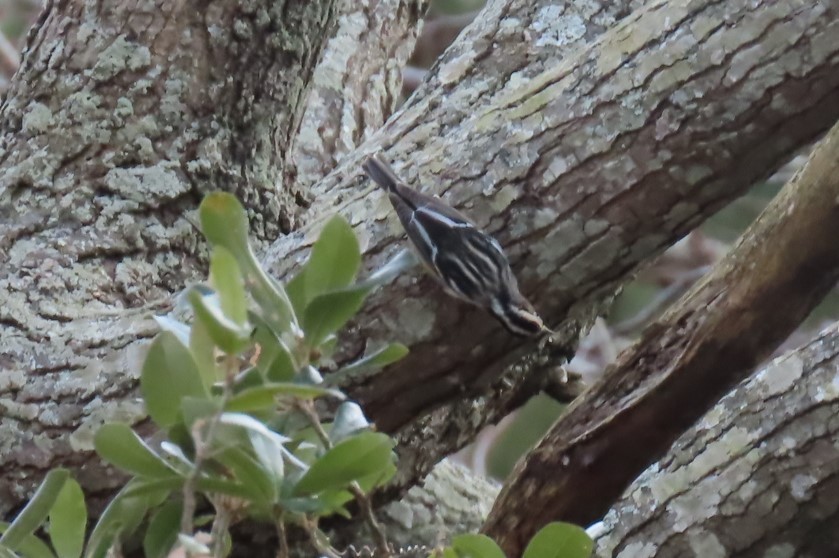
<box><xmin>362</xmin><ymin>153</ymin><xmax>548</xmax><ymax>336</ymax></box>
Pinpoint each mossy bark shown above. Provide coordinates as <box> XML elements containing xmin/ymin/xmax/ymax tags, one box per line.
<box><xmin>0</xmin><ymin>0</ymin><xmax>423</xmax><ymax>512</ymax></box>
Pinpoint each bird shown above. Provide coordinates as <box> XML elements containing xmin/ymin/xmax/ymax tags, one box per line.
<box><xmin>361</xmin><ymin>153</ymin><xmax>548</xmax><ymax>336</ymax></box>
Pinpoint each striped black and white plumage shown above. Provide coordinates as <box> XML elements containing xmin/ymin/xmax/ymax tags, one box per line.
<box><xmin>362</xmin><ymin>153</ymin><xmax>547</xmax><ymax>337</ymax></box>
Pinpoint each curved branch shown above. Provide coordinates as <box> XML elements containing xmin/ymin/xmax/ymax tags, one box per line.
<box><xmin>483</xmin><ymin>100</ymin><xmax>839</xmax><ymax>555</ymax></box>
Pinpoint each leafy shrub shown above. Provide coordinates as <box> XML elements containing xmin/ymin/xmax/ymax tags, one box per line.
<box><xmin>0</xmin><ymin>193</ymin><xmax>592</xmax><ymax>558</ymax></box>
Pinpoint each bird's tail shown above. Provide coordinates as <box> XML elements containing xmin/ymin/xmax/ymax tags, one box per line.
<box><xmin>362</xmin><ymin>154</ymin><xmax>401</xmax><ymax>193</ymax></box>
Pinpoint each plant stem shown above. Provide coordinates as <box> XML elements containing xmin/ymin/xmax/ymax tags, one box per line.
<box><xmin>211</xmin><ymin>504</ymin><xmax>231</xmax><ymax>558</ymax></box>
<box><xmin>181</xmin><ymin>355</ymin><xmax>237</xmax><ymax>537</ymax></box>
<box><xmin>303</xmin><ymin>518</ymin><xmax>342</xmax><ymax>558</ymax></box>
<box><xmin>348</xmin><ymin>482</ymin><xmax>391</xmax><ymax>557</ymax></box>
<box><xmin>297</xmin><ymin>400</ymin><xmax>391</xmax><ymax>558</ymax></box>
<box><xmin>276</xmin><ymin>516</ymin><xmax>290</xmax><ymax>558</ymax></box>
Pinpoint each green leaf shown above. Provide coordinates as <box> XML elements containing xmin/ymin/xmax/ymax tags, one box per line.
<box><xmin>294</xmin><ymin>432</ymin><xmax>393</xmax><ymax>496</ymax></box>
<box><xmin>198</xmin><ymin>192</ymin><xmax>250</xmax><ymax>255</ymax></box>
<box><xmin>329</xmin><ymin>402</ymin><xmax>369</xmax><ymax>444</ymax></box>
<box><xmin>295</xmin><ymin>365</ymin><xmax>324</xmax><ymax>385</ymax></box>
<box><xmin>133</xmin><ymin>475</ymin><xmax>249</xmax><ymax>502</ymax></box>
<box><xmin>0</xmin><ymin>469</ymin><xmax>68</xmax><ymax>552</ymax></box>
<box><xmin>48</xmin><ymin>478</ymin><xmax>86</xmax><ymax>558</ymax></box>
<box><xmin>329</xmin><ymin>342</ymin><xmax>408</xmax><ymax>384</ymax></box>
<box><xmin>224</xmin><ymin>388</ymin><xmax>276</xmax><ymax>413</ymax></box>
<box><xmin>190</xmin><ymin>310</ymin><xmax>219</xmax><ymax>389</ymax></box>
<box><xmin>231</xmin><ymin>366</ymin><xmax>264</xmax><ymax>392</ymax></box>
<box><xmin>181</xmin><ymin>397</ymin><xmax>222</xmax><ymax>430</ymax></box>
<box><xmin>85</xmin><ymin>481</ymin><xmax>154</xmax><ymax>558</ymax></box>
<box><xmin>248</xmin><ymin>271</ymin><xmax>298</xmax><ymax>338</ymax></box>
<box><xmin>94</xmin><ymin>424</ymin><xmax>176</xmax><ymax>479</ymax></box>
<box><xmin>277</xmin><ymin>496</ymin><xmax>329</xmax><ymax>515</ymax></box>
<box><xmin>121</xmin><ymin>477</ymin><xmax>182</xmax><ymax>501</ymax></box>
<box><xmin>210</xmin><ymin>246</ymin><xmax>248</xmax><ymax>326</ymax></box>
<box><xmin>215</xmin><ymin>448</ymin><xmax>276</xmax><ymax>505</ymax></box>
<box><xmin>188</xmin><ymin>289</ymin><xmax>252</xmax><ymax>355</ymax></box>
<box><xmin>522</xmin><ymin>522</ymin><xmax>593</xmax><ymax>558</ymax></box>
<box><xmin>0</xmin><ymin>523</ymin><xmax>56</xmax><ymax>558</ymax></box>
<box><xmin>355</xmin><ymin>459</ymin><xmax>397</xmax><ymax>493</ymax></box>
<box><xmin>452</xmin><ymin>534</ymin><xmax>506</xmax><ymax>558</ymax></box>
<box><xmin>216</xmin><ymin>413</ymin><xmax>290</xmax><ymax>445</ymax></box>
<box><xmin>302</xmin><ymin>287</ymin><xmax>368</xmax><ymax>347</ymax></box>
<box><xmin>266</xmin><ymin>351</ymin><xmax>296</xmax><ymax>383</ymax></box>
<box><xmin>199</xmin><ymin>192</ymin><xmax>297</xmax><ymax>334</ymax></box>
<box><xmin>285</xmin><ymin>270</ymin><xmax>308</xmax><ymax>318</ymax></box>
<box><xmin>247</xmin><ymin>430</ymin><xmax>285</xmax><ymax>488</ymax></box>
<box><xmin>142</xmin><ymin>501</ymin><xmax>182</xmax><ymax>558</ymax></box>
<box><xmin>158</xmin><ymin>442</ymin><xmax>194</xmax><ymax>477</ymax></box>
<box><xmin>141</xmin><ymin>331</ymin><xmax>209</xmax><ymax>428</ymax></box>
<box><xmin>304</xmin><ymin>215</ymin><xmax>361</xmax><ymax>302</ymax></box>
<box><xmin>309</xmin><ymin>488</ymin><xmax>355</xmax><ymax>517</ymax></box>
<box><xmin>198</xmin><ymin>478</ymin><xmax>253</xmax><ymax>500</ymax></box>
<box><xmin>251</xmin><ymin>316</ymin><xmax>296</xmax><ymax>382</ymax></box>
<box><xmin>152</xmin><ymin>315</ymin><xmax>190</xmax><ymax>346</ymax></box>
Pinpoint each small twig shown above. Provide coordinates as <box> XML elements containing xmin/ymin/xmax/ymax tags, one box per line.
<box><xmin>297</xmin><ymin>400</ymin><xmax>332</xmax><ymax>447</ymax></box>
<box><xmin>276</xmin><ymin>517</ymin><xmax>289</xmax><ymax>558</ymax></box>
<box><xmin>210</xmin><ymin>505</ymin><xmax>231</xmax><ymax>558</ymax></box>
<box><xmin>347</xmin><ymin>483</ymin><xmax>391</xmax><ymax>557</ymax></box>
<box><xmin>297</xmin><ymin>401</ymin><xmax>392</xmax><ymax>557</ymax></box>
<box><xmin>181</xmin><ymin>355</ymin><xmax>237</xmax><ymax>537</ymax></box>
<box><xmin>303</xmin><ymin>519</ymin><xmax>342</xmax><ymax>558</ymax></box>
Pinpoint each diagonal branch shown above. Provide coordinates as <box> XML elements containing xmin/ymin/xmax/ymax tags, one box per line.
<box><xmin>262</xmin><ymin>0</ymin><xmax>839</xmax><ymax>499</ymax></box>
<box><xmin>594</xmin><ymin>322</ymin><xmax>839</xmax><ymax>557</ymax></box>
<box><xmin>483</xmin><ymin>102</ymin><xmax>839</xmax><ymax>557</ymax></box>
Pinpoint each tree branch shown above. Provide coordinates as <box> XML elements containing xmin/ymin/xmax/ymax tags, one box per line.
<box><xmin>483</xmin><ymin>101</ymin><xmax>839</xmax><ymax>556</ymax></box>
<box><xmin>291</xmin><ymin>0</ymin><xmax>429</xmax><ymax>189</ymax></box>
<box><xmin>594</xmin><ymin>323</ymin><xmax>839</xmax><ymax>557</ymax></box>
<box><xmin>263</xmin><ymin>0</ymin><xmax>839</xmax><ymax>500</ymax></box>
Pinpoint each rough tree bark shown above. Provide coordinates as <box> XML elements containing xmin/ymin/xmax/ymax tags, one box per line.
<box><xmin>356</xmin><ymin>321</ymin><xmax>839</xmax><ymax>557</ymax></box>
<box><xmin>1</xmin><ymin>0</ymin><xmax>839</xmax><ymax>547</ymax></box>
<box><xmin>484</xmin><ymin>112</ymin><xmax>839</xmax><ymax>555</ymax></box>
<box><xmin>264</xmin><ymin>0</ymin><xmax>839</xmax><ymax>497</ymax></box>
<box><xmin>0</xmin><ymin>0</ymin><xmax>425</xmax><ymax>512</ymax></box>
<box><xmin>329</xmin><ymin>319</ymin><xmax>839</xmax><ymax>557</ymax></box>
<box><xmin>291</xmin><ymin>0</ymin><xmax>428</xmax><ymax>189</ymax></box>
<box><xmin>594</xmin><ymin>323</ymin><xmax>839</xmax><ymax>558</ymax></box>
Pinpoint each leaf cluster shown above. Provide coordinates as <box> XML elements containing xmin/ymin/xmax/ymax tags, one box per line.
<box><xmin>0</xmin><ymin>194</ymin><xmax>404</xmax><ymax>558</ymax></box>
<box><xmin>0</xmin><ymin>193</ymin><xmax>593</xmax><ymax>558</ymax></box>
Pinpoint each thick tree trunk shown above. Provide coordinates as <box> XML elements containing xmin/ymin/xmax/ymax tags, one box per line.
<box><xmin>292</xmin><ymin>0</ymin><xmax>428</xmax><ymax>189</ymax></box>
<box><xmin>0</xmin><ymin>0</ymin><xmax>424</xmax><ymax>512</ymax></box>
